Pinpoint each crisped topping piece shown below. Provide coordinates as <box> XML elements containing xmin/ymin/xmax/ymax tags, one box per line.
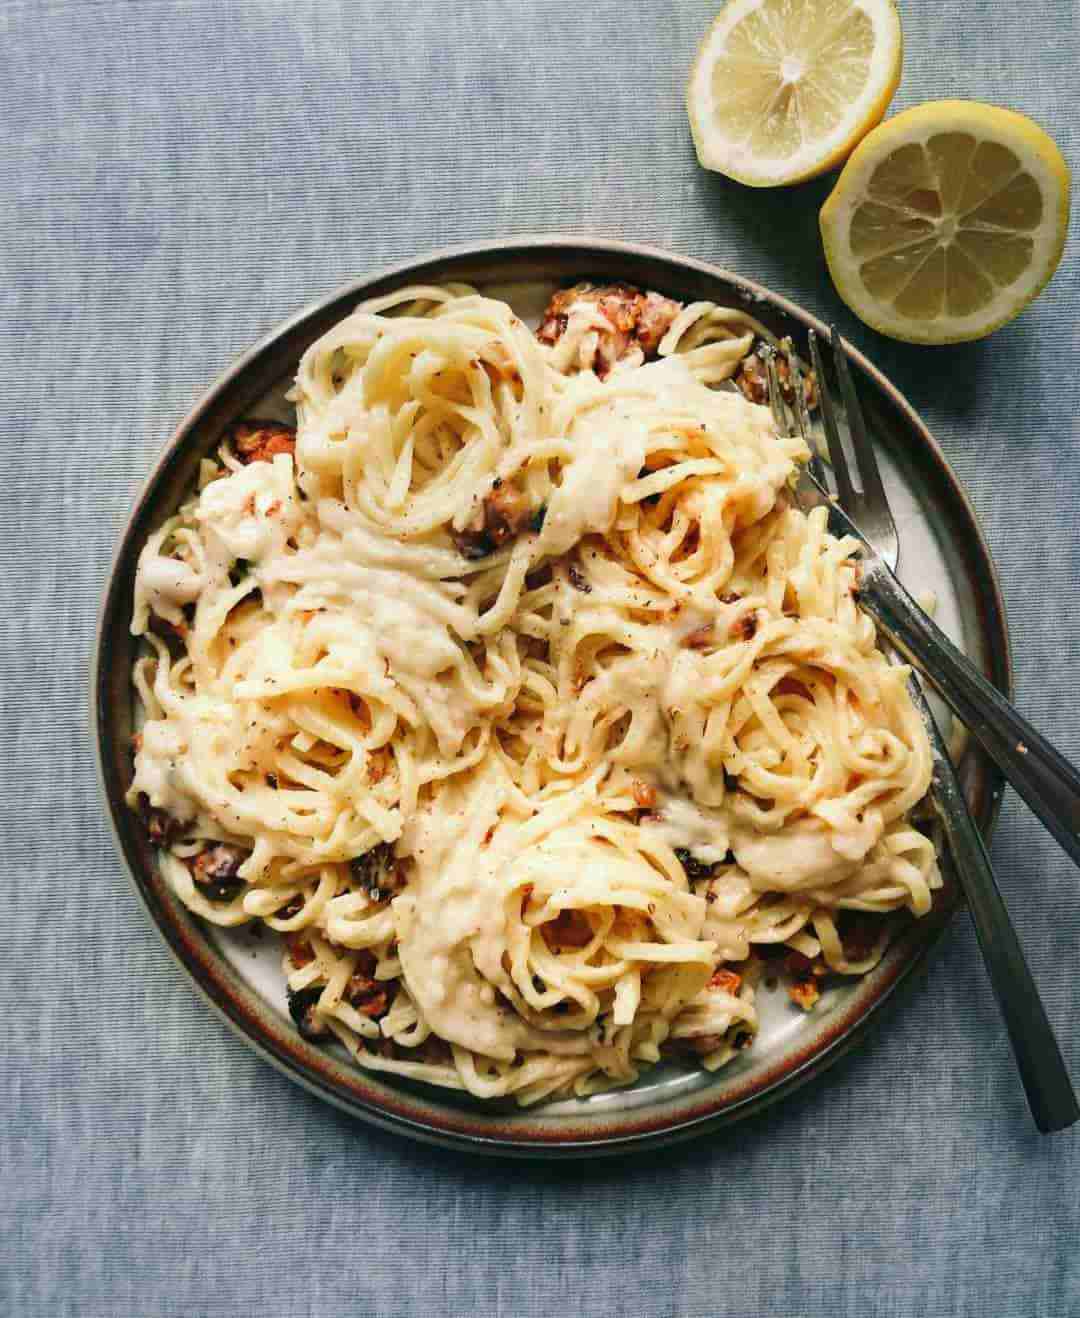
<box><xmin>232</xmin><ymin>421</ymin><xmax>297</xmax><ymax>465</ymax></box>
<box><xmin>452</xmin><ymin>481</ymin><xmax>540</xmax><ymax>560</ymax></box>
<box><xmin>190</xmin><ymin>843</ymin><xmax>249</xmax><ymax>902</ymax></box>
<box><xmin>537</xmin><ymin>282</ymin><xmax>682</xmax><ymax>378</ymax></box>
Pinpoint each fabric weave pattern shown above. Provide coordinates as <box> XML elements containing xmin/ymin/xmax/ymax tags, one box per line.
<box><xmin>1</xmin><ymin>2</ymin><xmax>1078</xmax><ymax>1315</ymax></box>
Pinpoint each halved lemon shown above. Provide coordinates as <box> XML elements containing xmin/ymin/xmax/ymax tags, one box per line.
<box><xmin>820</xmin><ymin>101</ymin><xmax>1071</xmax><ymax>343</ymax></box>
<box><xmin>686</xmin><ymin>0</ymin><xmax>903</xmax><ymax>187</ymax></box>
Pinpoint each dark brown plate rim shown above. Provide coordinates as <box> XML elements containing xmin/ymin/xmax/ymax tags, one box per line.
<box><xmin>91</xmin><ymin>236</ymin><xmax>1010</xmax><ymax>1158</ymax></box>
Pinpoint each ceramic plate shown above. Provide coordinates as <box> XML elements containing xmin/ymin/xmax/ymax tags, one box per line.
<box><xmin>93</xmin><ymin>238</ymin><xmax>1008</xmax><ymax>1157</ymax></box>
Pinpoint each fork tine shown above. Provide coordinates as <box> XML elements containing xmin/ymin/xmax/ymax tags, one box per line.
<box><xmin>760</xmin><ymin>344</ymin><xmax>788</xmax><ymax>436</ymax></box>
<box><xmin>780</xmin><ymin>336</ymin><xmax>826</xmax><ymax>486</ymax></box>
<box><xmin>809</xmin><ymin>328</ymin><xmax>858</xmax><ymax>509</ymax></box>
<box><xmin>829</xmin><ymin>323</ymin><xmax>888</xmax><ymax>511</ymax></box>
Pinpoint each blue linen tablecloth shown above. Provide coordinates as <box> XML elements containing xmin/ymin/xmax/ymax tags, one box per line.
<box><xmin>2</xmin><ymin>1</ymin><xmax>1079</xmax><ymax>1314</ymax></box>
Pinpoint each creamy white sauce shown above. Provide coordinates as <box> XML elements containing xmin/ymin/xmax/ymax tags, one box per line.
<box><xmin>130</xmin><ymin>718</ymin><xmax>198</xmax><ymax>822</ymax></box>
<box><xmin>128</xmin><ymin>285</ymin><xmax>939</xmax><ymax>1101</ymax></box>
<box><xmin>731</xmin><ymin>821</ymin><xmax>858</xmax><ymax>889</ymax></box>
<box><xmin>139</xmin><ymin>556</ymin><xmax>203</xmax><ymax>608</ymax></box>
<box><xmin>394</xmin><ymin>786</ymin><xmax>590</xmax><ymax>1060</ymax></box>
<box><xmin>540</xmin><ymin>413</ymin><xmax>647</xmax><ymax>557</ymax></box>
<box><xmin>644</xmin><ymin>796</ymin><xmax>731</xmax><ymax>865</ymax></box>
<box><xmin>196</xmin><ymin>454</ymin><xmax>302</xmax><ymax>565</ymax></box>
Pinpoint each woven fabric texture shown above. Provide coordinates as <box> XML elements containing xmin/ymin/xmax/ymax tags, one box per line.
<box><xmin>1</xmin><ymin>1</ymin><xmax>1078</xmax><ymax>1315</ymax></box>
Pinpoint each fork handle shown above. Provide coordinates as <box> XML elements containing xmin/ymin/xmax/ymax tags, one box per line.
<box><xmin>860</xmin><ymin>558</ymin><xmax>1080</xmax><ymax>871</ymax></box>
<box><xmin>910</xmin><ymin>676</ymin><xmax>1079</xmax><ymax>1133</ymax></box>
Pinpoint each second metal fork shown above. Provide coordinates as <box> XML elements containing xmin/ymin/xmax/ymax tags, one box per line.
<box><xmin>761</xmin><ymin>331</ymin><xmax>1078</xmax><ymax>1134</ymax></box>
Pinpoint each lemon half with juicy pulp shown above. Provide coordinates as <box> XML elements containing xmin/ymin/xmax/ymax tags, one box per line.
<box><xmin>820</xmin><ymin>101</ymin><xmax>1071</xmax><ymax>343</ymax></box>
<box><xmin>686</xmin><ymin>0</ymin><xmax>903</xmax><ymax>187</ymax></box>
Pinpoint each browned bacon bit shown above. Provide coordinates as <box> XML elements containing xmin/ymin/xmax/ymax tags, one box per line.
<box><xmin>191</xmin><ymin>843</ymin><xmax>249</xmax><ymax>903</ymax></box>
<box><xmin>637</xmin><ymin>291</ymin><xmax>683</xmax><ymax>354</ymax></box>
<box><xmin>536</xmin><ymin>285</ymin><xmax>587</xmax><ymax>346</ymax></box>
<box><xmin>350</xmin><ymin>841</ymin><xmax>402</xmax><ymax>903</ymax></box>
<box><xmin>192</xmin><ymin>843</ymin><xmax>246</xmax><ymax>881</ymax></box>
<box><xmin>632</xmin><ymin>780</ymin><xmax>657</xmax><ymax>810</ymax></box>
<box><xmin>709</xmin><ymin>968</ymin><xmax>743</xmax><ymax>994</ymax></box>
<box><xmin>452</xmin><ymin>482</ymin><xmax>537</xmax><ymax>559</ymax></box>
<box><xmin>674</xmin><ymin>847</ymin><xmax>720</xmax><ymax>881</ymax></box>
<box><xmin>735</xmin><ymin>354</ymin><xmax>768</xmax><ymax>405</ymax></box>
<box><xmin>720</xmin><ymin>591</ymin><xmax>741</xmax><ymax>605</ymax></box>
<box><xmin>682</xmin><ymin>624</ymin><xmax>714</xmax><ymax>650</ymax></box>
<box><xmin>484</xmin><ymin>481</ymin><xmax>532</xmax><ymax>545</ymax></box>
<box><xmin>287</xmin><ymin>985</ymin><xmax>328</xmax><ymax>1040</ymax></box>
<box><xmin>567</xmin><ymin>562</ymin><xmax>591</xmax><ymax>593</ymax></box>
<box><xmin>732</xmin><ymin>612</ymin><xmax>758</xmax><ymax>641</ymax></box>
<box><xmin>285</xmin><ymin>930</ymin><xmax>314</xmax><ymax>967</ymax></box>
<box><xmin>231</xmin><ymin>421</ymin><xmax>297</xmax><ymax>465</ymax></box>
<box><xmin>783</xmin><ymin>947</ymin><xmax>827</xmax><ymax>1011</ymax></box>
<box><xmin>735</xmin><ymin>352</ymin><xmax>818</xmax><ymax>409</ymax></box>
<box><xmin>788</xmin><ymin>977</ymin><xmax>821</xmax><ymax>1011</ymax></box>
<box><xmin>346</xmin><ymin>973</ymin><xmax>389</xmax><ymax>1018</ymax></box>
<box><xmin>536</xmin><ymin>283</ymin><xmax>682</xmax><ymax>378</ymax></box>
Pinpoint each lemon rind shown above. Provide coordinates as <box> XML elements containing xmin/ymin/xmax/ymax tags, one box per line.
<box><xmin>820</xmin><ymin>101</ymin><xmax>1071</xmax><ymax>343</ymax></box>
<box><xmin>686</xmin><ymin>0</ymin><xmax>903</xmax><ymax>188</ymax></box>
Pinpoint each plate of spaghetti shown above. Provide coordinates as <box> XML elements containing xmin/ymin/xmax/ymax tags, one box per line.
<box><xmin>94</xmin><ymin>238</ymin><xmax>1008</xmax><ymax>1155</ymax></box>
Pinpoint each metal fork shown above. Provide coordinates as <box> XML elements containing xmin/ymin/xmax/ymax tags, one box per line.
<box><xmin>762</xmin><ymin>331</ymin><xmax>1078</xmax><ymax>1134</ymax></box>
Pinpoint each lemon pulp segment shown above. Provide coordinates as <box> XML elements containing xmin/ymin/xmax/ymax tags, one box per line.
<box><xmin>821</xmin><ymin>102</ymin><xmax>1070</xmax><ymax>342</ymax></box>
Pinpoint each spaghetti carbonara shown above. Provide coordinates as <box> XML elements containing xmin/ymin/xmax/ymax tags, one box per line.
<box><xmin>128</xmin><ymin>281</ymin><xmax>940</xmax><ymax>1105</ymax></box>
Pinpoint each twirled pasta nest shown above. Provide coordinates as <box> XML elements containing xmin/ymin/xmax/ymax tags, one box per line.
<box><xmin>128</xmin><ymin>281</ymin><xmax>938</xmax><ymax>1105</ymax></box>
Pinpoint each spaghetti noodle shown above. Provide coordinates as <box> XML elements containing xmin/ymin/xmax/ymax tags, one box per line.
<box><xmin>127</xmin><ymin>282</ymin><xmax>939</xmax><ymax>1103</ymax></box>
